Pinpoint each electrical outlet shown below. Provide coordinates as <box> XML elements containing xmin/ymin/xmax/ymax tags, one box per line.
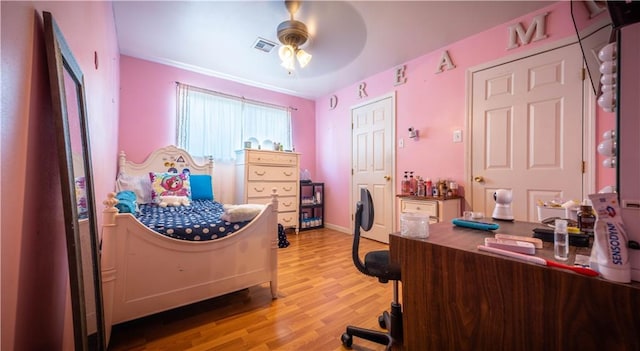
<box><xmin>453</xmin><ymin>130</ymin><xmax>462</xmax><ymax>143</ymax></box>
<box><xmin>399</xmin><ymin>138</ymin><xmax>404</xmax><ymax>148</ymax></box>
<box><xmin>622</xmin><ymin>199</ymin><xmax>640</xmax><ymax>209</ymax></box>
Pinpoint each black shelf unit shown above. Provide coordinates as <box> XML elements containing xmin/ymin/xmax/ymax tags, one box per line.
<box><xmin>299</xmin><ymin>182</ymin><xmax>324</xmax><ymax>231</ymax></box>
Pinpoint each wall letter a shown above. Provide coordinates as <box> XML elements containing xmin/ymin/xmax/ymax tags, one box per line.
<box><xmin>436</xmin><ymin>51</ymin><xmax>456</xmax><ymax>74</ymax></box>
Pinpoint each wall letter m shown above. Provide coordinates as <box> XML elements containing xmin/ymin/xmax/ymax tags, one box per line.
<box><xmin>507</xmin><ymin>13</ymin><xmax>548</xmax><ymax>50</ymax></box>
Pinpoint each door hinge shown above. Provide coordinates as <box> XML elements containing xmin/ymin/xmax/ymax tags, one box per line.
<box><xmin>581</xmin><ymin>68</ymin><xmax>586</xmax><ymax>81</ymax></box>
<box><xmin>352</xmin><ymin>168</ymin><xmax>354</xmax><ymax>175</ymax></box>
<box><xmin>582</xmin><ymin>161</ymin><xmax>586</xmax><ymax>173</ymax></box>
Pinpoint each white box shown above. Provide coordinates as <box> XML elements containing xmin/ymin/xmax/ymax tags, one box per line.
<box><xmin>536</xmin><ymin>206</ymin><xmax>577</xmax><ymax>222</ymax></box>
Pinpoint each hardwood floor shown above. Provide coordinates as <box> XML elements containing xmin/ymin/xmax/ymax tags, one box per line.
<box><xmin>107</xmin><ymin>228</ymin><xmax>396</xmax><ymax>351</ymax></box>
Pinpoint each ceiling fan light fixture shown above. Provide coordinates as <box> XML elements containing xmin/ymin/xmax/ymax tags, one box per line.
<box><xmin>278</xmin><ymin>44</ymin><xmax>295</xmax><ymax>61</ymax></box>
<box><xmin>296</xmin><ymin>49</ymin><xmax>312</xmax><ymax>68</ymax></box>
<box><xmin>276</xmin><ymin>1</ymin><xmax>312</xmax><ymax>71</ymax></box>
<box><xmin>281</xmin><ymin>56</ymin><xmax>296</xmax><ymax>71</ymax></box>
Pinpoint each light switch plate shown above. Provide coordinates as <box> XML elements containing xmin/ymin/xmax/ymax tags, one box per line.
<box><xmin>453</xmin><ymin>130</ymin><xmax>462</xmax><ymax>143</ymax></box>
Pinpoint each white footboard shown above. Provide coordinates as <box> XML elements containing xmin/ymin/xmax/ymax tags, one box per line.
<box><xmin>101</xmin><ymin>192</ymin><xmax>278</xmax><ymax>344</ymax></box>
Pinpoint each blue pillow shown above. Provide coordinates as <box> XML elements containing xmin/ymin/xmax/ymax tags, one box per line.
<box><xmin>116</xmin><ymin>190</ymin><xmax>137</xmax><ymax>202</ymax></box>
<box><xmin>114</xmin><ymin>199</ymin><xmax>137</xmax><ymax>214</ymax></box>
<box><xmin>115</xmin><ymin>191</ymin><xmax>138</xmax><ymax>213</ymax></box>
<box><xmin>190</xmin><ymin>174</ymin><xmax>214</xmax><ymax>200</ymax></box>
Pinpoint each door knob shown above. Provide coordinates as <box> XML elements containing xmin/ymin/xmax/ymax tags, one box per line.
<box><xmin>474</xmin><ymin>176</ymin><xmax>484</xmax><ymax>183</ymax></box>
<box><xmin>384</xmin><ymin>175</ymin><xmax>391</xmax><ymax>181</ymax></box>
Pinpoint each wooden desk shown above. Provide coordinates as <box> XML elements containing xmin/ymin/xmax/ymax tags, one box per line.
<box><xmin>389</xmin><ymin>221</ymin><xmax>640</xmax><ymax>351</ymax></box>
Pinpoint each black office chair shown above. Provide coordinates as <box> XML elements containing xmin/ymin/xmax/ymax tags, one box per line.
<box><xmin>341</xmin><ymin>188</ymin><xmax>402</xmax><ymax>350</ymax></box>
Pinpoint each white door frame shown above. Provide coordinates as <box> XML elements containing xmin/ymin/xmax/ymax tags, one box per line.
<box><xmin>465</xmin><ymin>37</ymin><xmax>597</xmax><ymax>211</ymax></box>
<box><xmin>350</xmin><ymin>91</ymin><xmax>397</xmax><ymax>236</ymax></box>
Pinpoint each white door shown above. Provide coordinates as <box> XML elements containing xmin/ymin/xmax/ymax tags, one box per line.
<box><xmin>351</xmin><ymin>94</ymin><xmax>395</xmax><ymax>243</ymax></box>
<box><xmin>471</xmin><ymin>43</ymin><xmax>584</xmax><ymax>222</ymax></box>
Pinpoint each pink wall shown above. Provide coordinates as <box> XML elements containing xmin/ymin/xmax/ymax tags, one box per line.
<box><xmin>315</xmin><ymin>1</ymin><xmax>616</xmax><ymax>230</ymax></box>
<box><xmin>1</xmin><ymin>2</ymin><xmax>119</xmax><ymax>350</ymax></box>
<box><xmin>118</xmin><ymin>56</ymin><xmax>317</xmax><ymax>175</ymax></box>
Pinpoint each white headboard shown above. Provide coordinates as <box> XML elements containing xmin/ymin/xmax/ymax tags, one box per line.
<box><xmin>118</xmin><ymin>145</ymin><xmax>213</xmax><ymax>178</ymax></box>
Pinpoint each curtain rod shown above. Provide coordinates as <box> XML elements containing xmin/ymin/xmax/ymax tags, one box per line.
<box><xmin>176</xmin><ymin>81</ymin><xmax>298</xmax><ymax>111</ymax></box>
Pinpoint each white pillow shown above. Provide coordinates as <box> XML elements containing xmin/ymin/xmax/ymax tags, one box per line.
<box><xmin>158</xmin><ymin>195</ymin><xmax>190</xmax><ymax>208</ymax></box>
<box><xmin>221</xmin><ymin>204</ymin><xmax>265</xmax><ymax>222</ymax></box>
<box><xmin>115</xmin><ymin>172</ymin><xmax>153</xmax><ymax>204</ymax></box>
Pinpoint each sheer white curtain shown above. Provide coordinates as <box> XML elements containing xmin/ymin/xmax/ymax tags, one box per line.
<box><xmin>177</xmin><ymin>85</ymin><xmax>243</xmax><ymax>162</ymax></box>
<box><xmin>242</xmin><ymin>103</ymin><xmax>292</xmax><ymax>150</ymax></box>
<box><xmin>176</xmin><ymin>83</ymin><xmax>292</xmax><ymax>203</ymax></box>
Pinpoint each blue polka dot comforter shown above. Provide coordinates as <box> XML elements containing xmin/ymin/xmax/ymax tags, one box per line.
<box><xmin>136</xmin><ymin>200</ymin><xmax>252</xmax><ymax>241</ymax></box>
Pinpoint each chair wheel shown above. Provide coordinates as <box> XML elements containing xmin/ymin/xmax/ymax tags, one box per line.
<box><xmin>378</xmin><ymin>314</ymin><xmax>386</xmax><ymax>329</ymax></box>
<box><xmin>341</xmin><ymin>333</ymin><xmax>353</xmax><ymax>348</ymax></box>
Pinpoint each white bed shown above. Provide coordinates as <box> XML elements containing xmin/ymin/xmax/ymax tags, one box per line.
<box><xmin>100</xmin><ymin>145</ymin><xmax>279</xmax><ymax>344</ymax></box>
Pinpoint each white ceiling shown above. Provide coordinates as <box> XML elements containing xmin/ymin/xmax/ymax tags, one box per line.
<box><xmin>113</xmin><ymin>1</ymin><xmax>555</xmax><ymax>100</ymax></box>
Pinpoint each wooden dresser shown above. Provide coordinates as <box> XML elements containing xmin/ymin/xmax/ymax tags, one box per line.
<box><xmin>235</xmin><ymin>149</ymin><xmax>300</xmax><ymax>232</ymax></box>
<box><xmin>390</xmin><ymin>221</ymin><xmax>640</xmax><ymax>351</ymax></box>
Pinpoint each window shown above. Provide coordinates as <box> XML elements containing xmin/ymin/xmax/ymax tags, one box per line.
<box><xmin>176</xmin><ymin>83</ymin><xmax>292</xmax><ymax>161</ymax></box>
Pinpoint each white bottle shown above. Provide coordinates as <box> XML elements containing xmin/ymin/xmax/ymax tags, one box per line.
<box><xmin>554</xmin><ymin>219</ymin><xmax>569</xmax><ymax>261</ymax></box>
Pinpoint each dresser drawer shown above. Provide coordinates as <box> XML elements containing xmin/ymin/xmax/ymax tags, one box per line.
<box><xmin>401</xmin><ymin>200</ymin><xmax>438</xmax><ymax>217</ymax></box>
<box><xmin>247</xmin><ymin>151</ymin><xmax>298</xmax><ymax>166</ymax></box>
<box><xmin>277</xmin><ymin>196</ymin><xmax>297</xmax><ymax>211</ymax></box>
<box><xmin>278</xmin><ymin>212</ymin><xmax>298</xmax><ymax>227</ymax></box>
<box><xmin>247</xmin><ymin>165</ymin><xmax>297</xmax><ymax>181</ymax></box>
<box><xmin>247</xmin><ymin>181</ymin><xmax>297</xmax><ymax>197</ymax></box>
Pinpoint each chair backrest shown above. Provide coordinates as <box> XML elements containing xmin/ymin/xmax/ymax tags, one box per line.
<box><xmin>360</xmin><ymin>187</ymin><xmax>374</xmax><ymax>230</ymax></box>
<box><xmin>352</xmin><ymin>188</ymin><xmax>374</xmax><ymax>276</ymax></box>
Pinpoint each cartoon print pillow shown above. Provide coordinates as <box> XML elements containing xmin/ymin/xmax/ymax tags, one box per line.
<box><xmin>75</xmin><ymin>176</ymin><xmax>88</xmax><ymax>219</ymax></box>
<box><xmin>149</xmin><ymin>171</ymin><xmax>191</xmax><ymax>203</ymax></box>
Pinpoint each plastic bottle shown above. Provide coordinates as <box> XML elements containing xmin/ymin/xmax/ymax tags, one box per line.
<box><xmin>554</xmin><ymin>219</ymin><xmax>569</xmax><ymax>261</ymax></box>
<box><xmin>432</xmin><ymin>181</ymin><xmax>440</xmax><ymax>197</ymax></box>
<box><xmin>409</xmin><ymin>171</ymin><xmax>417</xmax><ymax>195</ymax></box>
<box><xmin>438</xmin><ymin>179</ymin><xmax>447</xmax><ymax>198</ymax></box>
<box><xmin>417</xmin><ymin>177</ymin><xmax>425</xmax><ymax>196</ymax></box>
<box><xmin>425</xmin><ymin>178</ymin><xmax>433</xmax><ymax>197</ymax></box>
<box><xmin>450</xmin><ymin>181</ymin><xmax>458</xmax><ymax>197</ymax></box>
<box><xmin>401</xmin><ymin>172</ymin><xmax>410</xmax><ymax>195</ymax></box>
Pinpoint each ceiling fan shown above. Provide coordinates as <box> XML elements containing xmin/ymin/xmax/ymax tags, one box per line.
<box><xmin>276</xmin><ymin>0</ymin><xmax>312</xmax><ymax>72</ymax></box>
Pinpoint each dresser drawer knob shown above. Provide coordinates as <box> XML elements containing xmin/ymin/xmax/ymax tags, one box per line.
<box><xmin>282</xmin><ymin>201</ymin><xmax>292</xmax><ymax>206</ymax></box>
<box><xmin>283</xmin><ymin>186</ymin><xmax>292</xmax><ymax>191</ymax></box>
<box><xmin>283</xmin><ymin>171</ymin><xmax>293</xmax><ymax>176</ymax></box>
<box><xmin>254</xmin><ymin>170</ymin><xmax>266</xmax><ymax>176</ymax></box>
<box><xmin>253</xmin><ymin>187</ymin><xmax>265</xmax><ymax>192</ymax></box>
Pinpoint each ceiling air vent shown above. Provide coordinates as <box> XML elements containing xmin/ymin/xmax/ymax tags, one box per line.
<box><xmin>253</xmin><ymin>37</ymin><xmax>277</xmax><ymax>53</ymax></box>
